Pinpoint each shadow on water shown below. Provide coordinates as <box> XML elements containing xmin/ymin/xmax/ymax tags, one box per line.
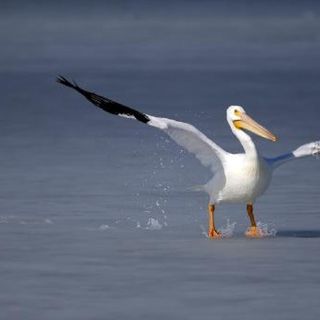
<box><xmin>276</xmin><ymin>230</ymin><xmax>320</xmax><ymax>238</ymax></box>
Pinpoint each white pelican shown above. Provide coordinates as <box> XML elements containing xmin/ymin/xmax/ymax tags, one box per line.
<box><xmin>57</xmin><ymin>76</ymin><xmax>320</xmax><ymax>239</ymax></box>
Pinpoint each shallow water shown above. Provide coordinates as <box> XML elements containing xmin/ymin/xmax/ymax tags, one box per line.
<box><xmin>1</xmin><ymin>1</ymin><xmax>320</xmax><ymax>319</ymax></box>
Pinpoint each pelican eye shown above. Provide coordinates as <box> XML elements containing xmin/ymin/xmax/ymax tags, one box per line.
<box><xmin>234</xmin><ymin>109</ymin><xmax>241</xmax><ymax>116</ymax></box>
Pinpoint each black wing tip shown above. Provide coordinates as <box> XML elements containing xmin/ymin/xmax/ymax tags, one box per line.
<box><xmin>56</xmin><ymin>75</ymin><xmax>79</xmax><ymax>89</ymax></box>
<box><xmin>56</xmin><ymin>75</ymin><xmax>150</xmax><ymax>124</ymax></box>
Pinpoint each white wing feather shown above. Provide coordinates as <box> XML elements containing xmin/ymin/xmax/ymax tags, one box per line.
<box><xmin>265</xmin><ymin>140</ymin><xmax>320</xmax><ymax>169</ymax></box>
<box><xmin>57</xmin><ymin>77</ymin><xmax>227</xmax><ymax>172</ymax></box>
<box><xmin>148</xmin><ymin>116</ymin><xmax>227</xmax><ymax>172</ymax></box>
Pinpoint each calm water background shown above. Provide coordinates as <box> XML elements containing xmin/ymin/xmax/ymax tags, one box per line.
<box><xmin>1</xmin><ymin>1</ymin><xmax>320</xmax><ymax>319</ymax></box>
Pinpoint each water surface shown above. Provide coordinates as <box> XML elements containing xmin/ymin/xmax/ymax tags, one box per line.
<box><xmin>1</xmin><ymin>1</ymin><xmax>320</xmax><ymax>319</ymax></box>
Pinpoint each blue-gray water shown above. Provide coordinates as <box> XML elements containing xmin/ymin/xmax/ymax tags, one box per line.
<box><xmin>1</xmin><ymin>1</ymin><xmax>320</xmax><ymax>319</ymax></box>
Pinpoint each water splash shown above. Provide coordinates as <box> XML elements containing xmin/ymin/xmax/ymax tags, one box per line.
<box><xmin>163</xmin><ymin>215</ymin><xmax>168</xmax><ymax>226</ymax></box>
<box><xmin>200</xmin><ymin>225</ymin><xmax>209</xmax><ymax>238</ymax></box>
<box><xmin>0</xmin><ymin>216</ymin><xmax>9</xmax><ymax>224</ymax></box>
<box><xmin>200</xmin><ymin>219</ymin><xmax>236</xmax><ymax>238</ymax></box>
<box><xmin>145</xmin><ymin>218</ymin><xmax>162</xmax><ymax>230</ymax></box>
<box><xmin>220</xmin><ymin>219</ymin><xmax>237</xmax><ymax>238</ymax></box>
<box><xmin>98</xmin><ymin>224</ymin><xmax>110</xmax><ymax>231</ymax></box>
<box><xmin>256</xmin><ymin>221</ymin><xmax>277</xmax><ymax>237</ymax></box>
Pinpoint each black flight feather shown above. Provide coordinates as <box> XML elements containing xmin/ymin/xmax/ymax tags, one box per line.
<box><xmin>56</xmin><ymin>76</ymin><xmax>150</xmax><ymax>124</ymax></box>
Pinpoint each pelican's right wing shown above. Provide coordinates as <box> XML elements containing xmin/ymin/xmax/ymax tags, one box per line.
<box><xmin>57</xmin><ymin>76</ymin><xmax>227</xmax><ymax>172</ymax></box>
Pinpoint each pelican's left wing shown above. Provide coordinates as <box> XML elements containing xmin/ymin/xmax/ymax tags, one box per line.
<box><xmin>57</xmin><ymin>76</ymin><xmax>227</xmax><ymax>172</ymax></box>
<box><xmin>265</xmin><ymin>140</ymin><xmax>320</xmax><ymax>169</ymax></box>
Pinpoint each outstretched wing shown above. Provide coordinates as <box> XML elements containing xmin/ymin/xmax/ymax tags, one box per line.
<box><xmin>57</xmin><ymin>76</ymin><xmax>227</xmax><ymax>172</ymax></box>
<box><xmin>147</xmin><ymin>116</ymin><xmax>226</xmax><ymax>172</ymax></box>
<box><xmin>265</xmin><ymin>140</ymin><xmax>320</xmax><ymax>169</ymax></box>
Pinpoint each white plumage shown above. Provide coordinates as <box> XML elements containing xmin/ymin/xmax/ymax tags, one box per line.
<box><xmin>148</xmin><ymin>107</ymin><xmax>319</xmax><ymax>205</ymax></box>
<box><xmin>58</xmin><ymin>76</ymin><xmax>320</xmax><ymax>239</ymax></box>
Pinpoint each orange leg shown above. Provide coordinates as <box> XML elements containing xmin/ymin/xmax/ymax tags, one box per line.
<box><xmin>208</xmin><ymin>204</ymin><xmax>221</xmax><ymax>239</ymax></box>
<box><xmin>245</xmin><ymin>203</ymin><xmax>263</xmax><ymax>238</ymax></box>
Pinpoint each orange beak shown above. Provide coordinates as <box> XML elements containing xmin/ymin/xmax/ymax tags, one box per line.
<box><xmin>233</xmin><ymin>113</ymin><xmax>277</xmax><ymax>142</ymax></box>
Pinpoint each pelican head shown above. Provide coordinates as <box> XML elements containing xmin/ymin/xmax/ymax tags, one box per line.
<box><xmin>227</xmin><ymin>105</ymin><xmax>277</xmax><ymax>142</ymax></box>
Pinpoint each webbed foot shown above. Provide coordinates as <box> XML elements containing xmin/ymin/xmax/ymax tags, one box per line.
<box><xmin>245</xmin><ymin>226</ymin><xmax>264</xmax><ymax>238</ymax></box>
<box><xmin>208</xmin><ymin>229</ymin><xmax>222</xmax><ymax>239</ymax></box>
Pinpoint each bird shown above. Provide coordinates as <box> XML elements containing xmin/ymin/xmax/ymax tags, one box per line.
<box><xmin>57</xmin><ymin>76</ymin><xmax>320</xmax><ymax>239</ymax></box>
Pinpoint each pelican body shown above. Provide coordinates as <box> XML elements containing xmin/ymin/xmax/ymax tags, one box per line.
<box><xmin>209</xmin><ymin>152</ymin><xmax>271</xmax><ymax>204</ymax></box>
<box><xmin>57</xmin><ymin>76</ymin><xmax>320</xmax><ymax>239</ymax></box>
